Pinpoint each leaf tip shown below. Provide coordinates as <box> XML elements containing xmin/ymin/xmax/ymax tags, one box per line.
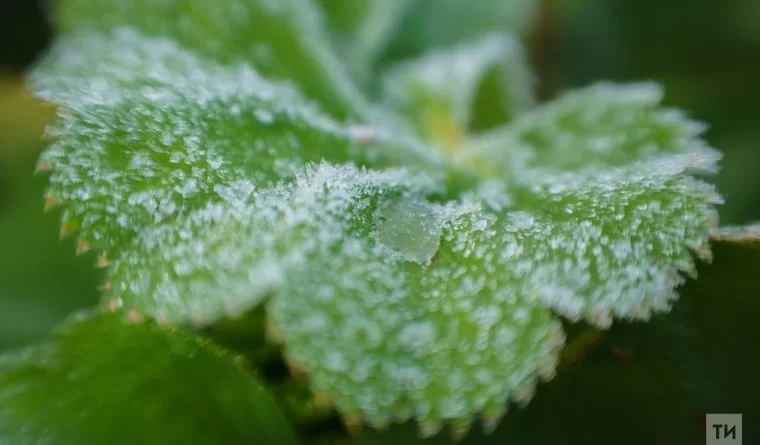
<box><xmin>96</xmin><ymin>253</ymin><xmax>111</xmax><ymax>268</ymax></box>
<box><xmin>99</xmin><ymin>281</ymin><xmax>113</xmax><ymax>293</ymax></box>
<box><xmin>43</xmin><ymin>195</ymin><xmax>57</xmax><ymax>212</ymax></box>
<box><xmin>126</xmin><ymin>309</ymin><xmax>143</xmax><ymax>324</ymax></box>
<box><xmin>75</xmin><ymin>239</ymin><xmax>90</xmax><ymax>256</ymax></box>
<box><xmin>481</xmin><ymin>407</ymin><xmax>507</xmax><ymax>435</ymax></box>
<box><xmin>342</xmin><ymin>411</ymin><xmax>363</xmax><ymax>436</ymax></box>
<box><xmin>266</xmin><ymin>320</ymin><xmax>283</xmax><ymax>344</ymax></box>
<box><xmin>313</xmin><ymin>392</ymin><xmax>334</xmax><ymax>409</ymax></box>
<box><xmin>285</xmin><ymin>357</ymin><xmax>309</xmax><ymax>380</ymax></box>
<box><xmin>35</xmin><ymin>161</ymin><xmax>53</xmax><ymax>175</ymax></box>
<box><xmin>514</xmin><ymin>381</ymin><xmax>536</xmax><ymax>408</ymax></box>
<box><xmin>449</xmin><ymin>419</ymin><xmax>472</xmax><ymax>441</ymax></box>
<box><xmin>104</xmin><ymin>298</ymin><xmax>120</xmax><ymax>311</ymax></box>
<box><xmin>418</xmin><ymin>419</ymin><xmax>443</xmax><ymax>438</ymax></box>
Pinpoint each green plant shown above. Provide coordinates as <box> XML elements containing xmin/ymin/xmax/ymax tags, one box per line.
<box><xmin>1</xmin><ymin>0</ymin><xmax>758</xmax><ymax>444</ymax></box>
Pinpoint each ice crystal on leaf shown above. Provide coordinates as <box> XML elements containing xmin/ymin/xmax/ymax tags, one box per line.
<box><xmin>26</xmin><ymin>0</ymin><xmax>722</xmax><ymax>437</ymax></box>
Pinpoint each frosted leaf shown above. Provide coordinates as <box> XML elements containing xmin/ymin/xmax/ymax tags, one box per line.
<box><xmin>316</xmin><ymin>0</ymin><xmax>415</xmax><ymax>85</ymax></box>
<box><xmin>55</xmin><ymin>0</ymin><xmax>370</xmax><ymax>118</ymax></box>
<box><xmin>470</xmin><ymin>82</ymin><xmax>716</xmax><ymax>174</ymax></box>
<box><xmin>453</xmin><ymin>82</ymin><xmax>724</xmax><ymax>326</ymax></box>
<box><xmin>30</xmin><ymin>29</ymin><xmax>442</xmax><ymax>254</ymax></box>
<box><xmin>271</xmin><ymin>209</ymin><xmax>565</xmax><ymax>429</ymax></box>
<box><xmin>499</xmin><ymin>154</ymin><xmax>722</xmax><ymax>327</ymax></box>
<box><xmin>382</xmin><ymin>34</ymin><xmax>533</xmax><ymax>144</ymax></box>
<box><xmin>29</xmin><ymin>0</ymin><xmax>728</xmax><ymax>434</ymax></box>
<box><xmin>105</xmin><ymin>163</ymin><xmax>437</xmax><ymax>323</ymax></box>
<box><xmin>385</xmin><ymin>0</ymin><xmax>538</xmax><ymax>62</ymax></box>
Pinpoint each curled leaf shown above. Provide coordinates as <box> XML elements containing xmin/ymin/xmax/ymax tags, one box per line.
<box><xmin>383</xmin><ymin>34</ymin><xmax>533</xmax><ymax>145</ymax></box>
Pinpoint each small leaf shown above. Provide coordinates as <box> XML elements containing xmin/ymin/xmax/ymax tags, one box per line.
<box><xmin>382</xmin><ymin>34</ymin><xmax>533</xmax><ymax>146</ymax></box>
<box><xmin>316</xmin><ymin>0</ymin><xmax>415</xmax><ymax>86</ymax></box>
<box><xmin>383</xmin><ymin>0</ymin><xmax>538</xmax><ymax>62</ymax></box>
<box><xmin>0</xmin><ymin>310</ymin><xmax>298</xmax><ymax>445</ymax></box>
<box><xmin>54</xmin><ymin>0</ymin><xmax>370</xmax><ymax>119</ymax></box>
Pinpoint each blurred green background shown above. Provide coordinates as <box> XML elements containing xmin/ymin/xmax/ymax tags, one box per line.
<box><xmin>1</xmin><ymin>0</ymin><xmax>759</xmax><ymax>354</ymax></box>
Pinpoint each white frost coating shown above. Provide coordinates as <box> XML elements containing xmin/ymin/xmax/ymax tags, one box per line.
<box><xmin>272</xmin><ymin>208</ymin><xmax>565</xmax><ymax>427</ymax></box>
<box><xmin>30</xmin><ymin>28</ymin><xmax>443</xmax><ymax>252</ymax></box>
<box><xmin>382</xmin><ymin>33</ymin><xmax>533</xmax><ymax>131</ymax></box>
<box><xmin>471</xmin><ymin>82</ymin><xmax>721</xmax><ymax>175</ymax></box>
<box><xmin>108</xmin><ymin>163</ymin><xmax>436</xmax><ymax>323</ymax></box>
<box><xmin>496</xmin><ymin>153</ymin><xmax>722</xmax><ymax>326</ymax></box>
<box><xmin>30</xmin><ymin>28</ymin><xmax>342</xmax><ymax>129</ymax></box>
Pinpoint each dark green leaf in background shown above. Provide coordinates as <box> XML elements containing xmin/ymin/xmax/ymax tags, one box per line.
<box><xmin>0</xmin><ymin>78</ymin><xmax>100</xmax><ymax>352</ymax></box>
<box><xmin>317</xmin><ymin>0</ymin><xmax>414</xmax><ymax>87</ymax></box>
<box><xmin>0</xmin><ymin>310</ymin><xmax>299</xmax><ymax>445</ymax></box>
<box><xmin>383</xmin><ymin>0</ymin><xmax>538</xmax><ymax>63</ymax></box>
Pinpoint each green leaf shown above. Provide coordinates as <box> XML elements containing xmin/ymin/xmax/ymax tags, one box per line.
<box><xmin>383</xmin><ymin>0</ymin><xmax>538</xmax><ymax>62</ymax></box>
<box><xmin>0</xmin><ymin>310</ymin><xmax>298</xmax><ymax>445</ymax></box>
<box><xmin>316</xmin><ymin>0</ymin><xmax>414</xmax><ymax>86</ymax></box>
<box><xmin>382</xmin><ymin>34</ymin><xmax>533</xmax><ymax>146</ymax></box>
<box><xmin>464</xmin><ymin>83</ymin><xmax>723</xmax><ymax>326</ymax></box>
<box><xmin>54</xmin><ymin>0</ymin><xmax>370</xmax><ymax>119</ymax></box>
<box><xmin>353</xmin><ymin>237</ymin><xmax>760</xmax><ymax>444</ymax></box>
<box><xmin>271</xmin><ymin>207</ymin><xmax>565</xmax><ymax>435</ymax></box>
